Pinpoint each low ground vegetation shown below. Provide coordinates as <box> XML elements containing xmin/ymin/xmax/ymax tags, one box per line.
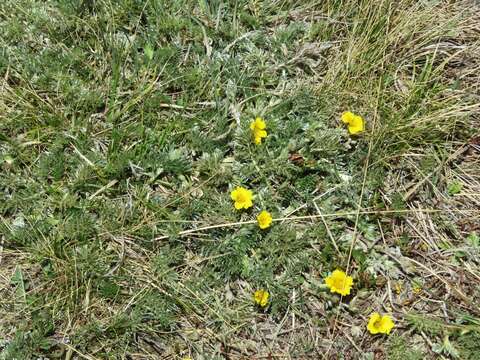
<box><xmin>1</xmin><ymin>0</ymin><xmax>479</xmax><ymax>358</ymax></box>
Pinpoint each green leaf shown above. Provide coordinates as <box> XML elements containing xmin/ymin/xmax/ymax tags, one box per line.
<box><xmin>466</xmin><ymin>233</ymin><xmax>479</xmax><ymax>247</ymax></box>
<box><xmin>11</xmin><ymin>267</ymin><xmax>26</xmax><ymax>302</ymax></box>
<box><xmin>98</xmin><ymin>279</ymin><xmax>120</xmax><ymax>299</ymax></box>
<box><xmin>447</xmin><ymin>181</ymin><xmax>463</xmax><ymax>195</ymax></box>
<box><xmin>144</xmin><ymin>43</ymin><xmax>154</xmax><ymax>61</ymax></box>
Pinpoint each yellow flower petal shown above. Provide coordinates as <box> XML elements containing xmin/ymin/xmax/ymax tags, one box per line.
<box><xmin>367</xmin><ymin>313</ymin><xmax>395</xmax><ymax>335</ymax></box>
<box><xmin>341</xmin><ymin>111</ymin><xmax>356</xmax><ymax>124</ymax></box>
<box><xmin>230</xmin><ymin>188</ymin><xmax>239</xmax><ymax>200</ymax></box>
<box><xmin>250</xmin><ymin>117</ymin><xmax>267</xmax><ymax>144</ymax></box>
<box><xmin>325</xmin><ymin>269</ymin><xmax>354</xmax><ymax>296</ymax></box>
<box><xmin>341</xmin><ymin>111</ymin><xmax>365</xmax><ymax>134</ymax></box>
<box><xmin>253</xmin><ymin>289</ymin><xmax>269</xmax><ymax>307</ymax></box>
<box><xmin>230</xmin><ymin>186</ymin><xmax>253</xmax><ymax>210</ymax></box>
<box><xmin>257</xmin><ymin>210</ymin><xmax>272</xmax><ymax>229</ymax></box>
<box><xmin>367</xmin><ymin>312</ymin><xmax>382</xmax><ymax>334</ymax></box>
<box><xmin>253</xmin><ymin>117</ymin><xmax>265</xmax><ymax>128</ymax></box>
<box><xmin>256</xmin><ymin>129</ymin><xmax>267</xmax><ymax>138</ymax></box>
<box><xmin>379</xmin><ymin>315</ymin><xmax>395</xmax><ymax>334</ymax></box>
<box><xmin>253</xmin><ymin>129</ymin><xmax>268</xmax><ymax>144</ymax></box>
<box><xmin>347</xmin><ymin>115</ymin><xmax>365</xmax><ymax>134</ymax></box>
<box><xmin>234</xmin><ymin>201</ymin><xmax>244</xmax><ymax>210</ymax></box>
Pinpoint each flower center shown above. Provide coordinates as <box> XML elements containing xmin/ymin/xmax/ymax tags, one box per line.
<box><xmin>236</xmin><ymin>192</ymin><xmax>247</xmax><ymax>202</ymax></box>
<box><xmin>333</xmin><ymin>278</ymin><xmax>346</xmax><ymax>290</ymax></box>
<box><xmin>373</xmin><ymin>318</ymin><xmax>382</xmax><ymax>329</ymax></box>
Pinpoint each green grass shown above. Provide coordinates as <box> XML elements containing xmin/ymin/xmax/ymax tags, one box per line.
<box><xmin>1</xmin><ymin>0</ymin><xmax>480</xmax><ymax>358</ymax></box>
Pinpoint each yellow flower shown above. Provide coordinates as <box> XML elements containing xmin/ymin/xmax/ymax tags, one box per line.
<box><xmin>341</xmin><ymin>111</ymin><xmax>365</xmax><ymax>135</ymax></box>
<box><xmin>394</xmin><ymin>281</ymin><xmax>403</xmax><ymax>295</ymax></box>
<box><xmin>250</xmin><ymin>117</ymin><xmax>267</xmax><ymax>144</ymax></box>
<box><xmin>367</xmin><ymin>312</ymin><xmax>395</xmax><ymax>335</ymax></box>
<box><xmin>412</xmin><ymin>284</ymin><xmax>422</xmax><ymax>294</ymax></box>
<box><xmin>182</xmin><ymin>358</ymin><xmax>192</xmax><ymax>360</ymax></box>
<box><xmin>253</xmin><ymin>289</ymin><xmax>269</xmax><ymax>307</ymax></box>
<box><xmin>257</xmin><ymin>210</ymin><xmax>272</xmax><ymax>229</ymax></box>
<box><xmin>325</xmin><ymin>269</ymin><xmax>354</xmax><ymax>296</ymax></box>
<box><xmin>230</xmin><ymin>186</ymin><xmax>253</xmax><ymax>210</ymax></box>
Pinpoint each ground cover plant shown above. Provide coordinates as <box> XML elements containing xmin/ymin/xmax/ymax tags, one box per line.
<box><xmin>1</xmin><ymin>0</ymin><xmax>480</xmax><ymax>358</ymax></box>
